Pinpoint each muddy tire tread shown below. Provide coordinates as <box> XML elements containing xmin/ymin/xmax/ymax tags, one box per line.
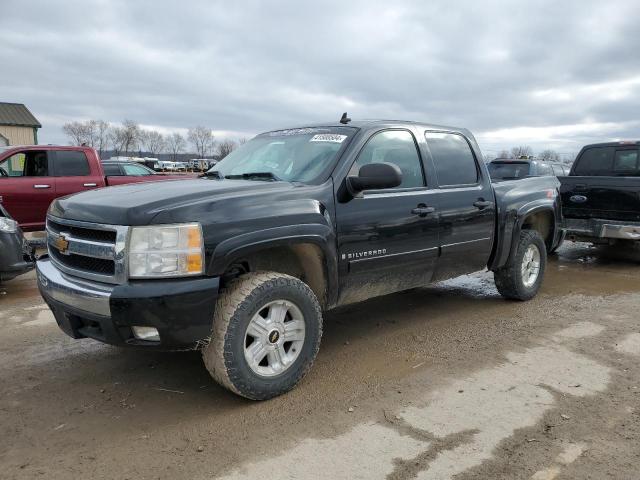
<box><xmin>202</xmin><ymin>271</ymin><xmax>322</xmax><ymax>400</ymax></box>
<box><xmin>494</xmin><ymin>230</ymin><xmax>546</xmax><ymax>301</ymax></box>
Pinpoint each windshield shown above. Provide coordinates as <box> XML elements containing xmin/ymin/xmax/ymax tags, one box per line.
<box><xmin>488</xmin><ymin>161</ymin><xmax>530</xmax><ymax>180</ymax></box>
<box><xmin>208</xmin><ymin>127</ymin><xmax>356</xmax><ymax>183</ymax></box>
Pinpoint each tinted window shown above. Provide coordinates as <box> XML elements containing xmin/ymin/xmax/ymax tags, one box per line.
<box><xmin>55</xmin><ymin>151</ymin><xmax>90</xmax><ymax>176</ymax></box>
<box><xmin>573</xmin><ymin>147</ymin><xmax>614</xmax><ymax>175</ymax></box>
<box><xmin>122</xmin><ymin>163</ymin><xmax>154</xmax><ymax>176</ymax></box>
<box><xmin>488</xmin><ymin>162</ymin><xmax>529</xmax><ymax>180</ymax></box>
<box><xmin>351</xmin><ymin>130</ymin><xmax>425</xmax><ymax>188</ymax></box>
<box><xmin>425</xmin><ymin>132</ymin><xmax>478</xmax><ymax>186</ymax></box>
<box><xmin>0</xmin><ymin>151</ymin><xmax>49</xmax><ymax>177</ymax></box>
<box><xmin>613</xmin><ymin>150</ymin><xmax>639</xmax><ymax>173</ymax></box>
<box><xmin>102</xmin><ymin>164</ymin><xmax>122</xmax><ymax>176</ymax></box>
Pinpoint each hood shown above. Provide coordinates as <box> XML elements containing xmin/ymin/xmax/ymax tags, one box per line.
<box><xmin>49</xmin><ymin>178</ymin><xmax>297</xmax><ymax>226</ymax></box>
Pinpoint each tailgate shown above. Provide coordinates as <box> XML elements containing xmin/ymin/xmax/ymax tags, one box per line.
<box><xmin>560</xmin><ymin>176</ymin><xmax>640</xmax><ymax>222</ymax></box>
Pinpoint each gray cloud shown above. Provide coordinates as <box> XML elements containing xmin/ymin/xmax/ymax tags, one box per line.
<box><xmin>2</xmin><ymin>0</ymin><xmax>640</xmax><ymax>157</ymax></box>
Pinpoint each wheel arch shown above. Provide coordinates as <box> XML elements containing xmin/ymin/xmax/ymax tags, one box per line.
<box><xmin>208</xmin><ymin>225</ymin><xmax>338</xmax><ymax>308</ymax></box>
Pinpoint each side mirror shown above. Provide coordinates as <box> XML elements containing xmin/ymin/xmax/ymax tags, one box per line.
<box><xmin>347</xmin><ymin>162</ymin><xmax>402</xmax><ymax>193</ymax></box>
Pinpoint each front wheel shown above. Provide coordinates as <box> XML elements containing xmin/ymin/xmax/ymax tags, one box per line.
<box><xmin>493</xmin><ymin>230</ymin><xmax>546</xmax><ymax>301</ymax></box>
<box><xmin>202</xmin><ymin>271</ymin><xmax>322</xmax><ymax>400</ymax></box>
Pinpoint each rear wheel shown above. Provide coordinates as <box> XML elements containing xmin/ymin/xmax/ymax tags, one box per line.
<box><xmin>202</xmin><ymin>271</ymin><xmax>322</xmax><ymax>400</ymax></box>
<box><xmin>494</xmin><ymin>230</ymin><xmax>546</xmax><ymax>301</ymax></box>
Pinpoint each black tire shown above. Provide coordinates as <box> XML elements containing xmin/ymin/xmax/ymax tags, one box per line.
<box><xmin>493</xmin><ymin>230</ymin><xmax>547</xmax><ymax>301</ymax></box>
<box><xmin>202</xmin><ymin>271</ymin><xmax>322</xmax><ymax>400</ymax></box>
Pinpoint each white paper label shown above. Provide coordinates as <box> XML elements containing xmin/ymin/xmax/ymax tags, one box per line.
<box><xmin>309</xmin><ymin>134</ymin><xmax>347</xmax><ymax>143</ymax></box>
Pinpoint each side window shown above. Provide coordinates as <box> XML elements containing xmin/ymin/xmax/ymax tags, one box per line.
<box><xmin>573</xmin><ymin>147</ymin><xmax>614</xmax><ymax>175</ymax></box>
<box><xmin>351</xmin><ymin>130</ymin><xmax>425</xmax><ymax>189</ymax></box>
<box><xmin>425</xmin><ymin>132</ymin><xmax>478</xmax><ymax>186</ymax></box>
<box><xmin>613</xmin><ymin>150</ymin><xmax>639</xmax><ymax>173</ymax></box>
<box><xmin>54</xmin><ymin>150</ymin><xmax>91</xmax><ymax>176</ymax></box>
<box><xmin>122</xmin><ymin>163</ymin><xmax>153</xmax><ymax>176</ymax></box>
<box><xmin>102</xmin><ymin>164</ymin><xmax>122</xmax><ymax>176</ymax></box>
<box><xmin>0</xmin><ymin>151</ymin><xmax>49</xmax><ymax>177</ymax></box>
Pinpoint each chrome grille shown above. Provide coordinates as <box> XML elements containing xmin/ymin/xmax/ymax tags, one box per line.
<box><xmin>46</xmin><ymin>215</ymin><xmax>129</xmax><ymax>284</ymax></box>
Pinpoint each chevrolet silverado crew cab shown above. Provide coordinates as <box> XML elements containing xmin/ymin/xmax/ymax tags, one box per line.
<box><xmin>36</xmin><ymin>119</ymin><xmax>562</xmax><ymax>400</ymax></box>
<box><xmin>561</xmin><ymin>141</ymin><xmax>640</xmax><ymax>244</ymax></box>
<box><xmin>0</xmin><ymin>145</ymin><xmax>188</xmax><ymax>231</ymax></box>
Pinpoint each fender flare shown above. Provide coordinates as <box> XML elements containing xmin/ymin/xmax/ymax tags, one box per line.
<box><xmin>208</xmin><ymin>223</ymin><xmax>339</xmax><ymax>306</ymax></box>
<box><xmin>509</xmin><ymin>201</ymin><xmax>557</xmax><ymax>263</ymax></box>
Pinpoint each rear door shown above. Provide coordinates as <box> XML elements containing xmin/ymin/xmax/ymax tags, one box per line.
<box><xmin>335</xmin><ymin>128</ymin><xmax>440</xmax><ymax>304</ymax></box>
<box><xmin>423</xmin><ymin>131</ymin><xmax>495</xmax><ymax>280</ymax></box>
<box><xmin>52</xmin><ymin>149</ymin><xmax>104</xmax><ymax>198</ymax></box>
<box><xmin>562</xmin><ymin>146</ymin><xmax>640</xmax><ymax>221</ymax></box>
<box><xmin>0</xmin><ymin>149</ymin><xmax>56</xmax><ymax>230</ymax></box>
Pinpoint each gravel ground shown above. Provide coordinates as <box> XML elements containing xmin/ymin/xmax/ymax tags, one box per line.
<box><xmin>1</xmin><ymin>242</ymin><xmax>639</xmax><ymax>479</ymax></box>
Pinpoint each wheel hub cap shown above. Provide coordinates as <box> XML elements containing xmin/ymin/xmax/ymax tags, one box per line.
<box><xmin>243</xmin><ymin>300</ymin><xmax>306</xmax><ymax>377</ymax></box>
<box><xmin>521</xmin><ymin>244</ymin><xmax>541</xmax><ymax>288</ymax></box>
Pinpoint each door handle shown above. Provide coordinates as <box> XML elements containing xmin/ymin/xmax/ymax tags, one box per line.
<box><xmin>83</xmin><ymin>183</ymin><xmax>97</xmax><ymax>187</ymax></box>
<box><xmin>473</xmin><ymin>200</ymin><xmax>494</xmax><ymax>209</ymax></box>
<box><xmin>33</xmin><ymin>184</ymin><xmax>51</xmax><ymax>189</ymax></box>
<box><xmin>411</xmin><ymin>204</ymin><xmax>436</xmax><ymax>216</ymax></box>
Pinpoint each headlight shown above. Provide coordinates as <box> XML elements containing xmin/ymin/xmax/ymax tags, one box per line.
<box><xmin>128</xmin><ymin>223</ymin><xmax>204</xmax><ymax>278</ymax></box>
<box><xmin>0</xmin><ymin>217</ymin><xmax>18</xmax><ymax>233</ymax></box>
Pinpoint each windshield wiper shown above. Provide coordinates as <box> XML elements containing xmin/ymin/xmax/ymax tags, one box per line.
<box><xmin>200</xmin><ymin>170</ymin><xmax>224</xmax><ymax>179</ymax></box>
<box><xmin>224</xmin><ymin>172</ymin><xmax>282</xmax><ymax>182</ymax></box>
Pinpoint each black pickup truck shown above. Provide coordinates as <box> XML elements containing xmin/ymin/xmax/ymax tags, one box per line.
<box><xmin>36</xmin><ymin>119</ymin><xmax>562</xmax><ymax>399</ymax></box>
<box><xmin>561</xmin><ymin>141</ymin><xmax>640</xmax><ymax>244</ymax></box>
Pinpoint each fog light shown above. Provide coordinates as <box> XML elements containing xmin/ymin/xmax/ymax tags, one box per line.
<box><xmin>132</xmin><ymin>326</ymin><xmax>160</xmax><ymax>342</ymax></box>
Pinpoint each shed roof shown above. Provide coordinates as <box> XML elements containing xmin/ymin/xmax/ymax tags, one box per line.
<box><xmin>0</xmin><ymin>102</ymin><xmax>41</xmax><ymax>128</ymax></box>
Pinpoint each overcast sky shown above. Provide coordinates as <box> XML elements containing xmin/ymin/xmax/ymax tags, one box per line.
<box><xmin>2</xmin><ymin>0</ymin><xmax>639</xmax><ymax>158</ymax></box>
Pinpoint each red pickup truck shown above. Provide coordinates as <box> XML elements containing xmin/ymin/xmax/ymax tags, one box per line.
<box><xmin>0</xmin><ymin>145</ymin><xmax>188</xmax><ymax>231</ymax></box>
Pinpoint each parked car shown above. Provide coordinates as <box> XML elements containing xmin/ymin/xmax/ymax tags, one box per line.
<box><xmin>0</xmin><ymin>203</ymin><xmax>34</xmax><ymax>282</ymax></box>
<box><xmin>0</xmin><ymin>146</ymin><xmax>189</xmax><ymax>231</ymax></box>
<box><xmin>488</xmin><ymin>158</ymin><xmax>569</xmax><ymax>181</ymax></box>
<box><xmin>37</xmin><ymin>119</ymin><xmax>562</xmax><ymax>400</ymax></box>
<box><xmin>101</xmin><ymin>160</ymin><xmax>186</xmax><ymax>180</ymax></box>
<box><xmin>560</xmin><ymin>141</ymin><xmax>640</xmax><ymax>244</ymax></box>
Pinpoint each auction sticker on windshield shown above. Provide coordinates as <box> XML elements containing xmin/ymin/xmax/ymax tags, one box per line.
<box><xmin>309</xmin><ymin>134</ymin><xmax>347</xmax><ymax>143</ymax></box>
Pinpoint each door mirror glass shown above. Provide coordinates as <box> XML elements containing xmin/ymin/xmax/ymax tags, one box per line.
<box><xmin>347</xmin><ymin>162</ymin><xmax>402</xmax><ymax>192</ymax></box>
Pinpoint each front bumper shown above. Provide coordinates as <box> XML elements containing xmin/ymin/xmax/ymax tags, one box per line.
<box><xmin>0</xmin><ymin>231</ymin><xmax>34</xmax><ymax>282</ymax></box>
<box><xmin>564</xmin><ymin>218</ymin><xmax>640</xmax><ymax>242</ymax></box>
<box><xmin>36</xmin><ymin>257</ymin><xmax>220</xmax><ymax>349</ymax></box>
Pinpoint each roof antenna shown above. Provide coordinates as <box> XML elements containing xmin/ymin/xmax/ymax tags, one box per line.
<box><xmin>340</xmin><ymin>112</ymin><xmax>351</xmax><ymax>124</ymax></box>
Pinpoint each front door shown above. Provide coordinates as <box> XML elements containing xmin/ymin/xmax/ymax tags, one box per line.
<box><xmin>423</xmin><ymin>131</ymin><xmax>495</xmax><ymax>281</ymax></box>
<box><xmin>0</xmin><ymin>149</ymin><xmax>57</xmax><ymax>230</ymax></box>
<box><xmin>335</xmin><ymin>129</ymin><xmax>440</xmax><ymax>305</ymax></box>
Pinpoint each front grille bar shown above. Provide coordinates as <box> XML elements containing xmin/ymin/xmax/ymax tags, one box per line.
<box><xmin>46</xmin><ymin>215</ymin><xmax>129</xmax><ymax>285</ymax></box>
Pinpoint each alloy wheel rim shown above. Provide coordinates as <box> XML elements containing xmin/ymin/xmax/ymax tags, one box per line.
<box><xmin>243</xmin><ymin>300</ymin><xmax>306</xmax><ymax>377</ymax></box>
<box><xmin>521</xmin><ymin>244</ymin><xmax>541</xmax><ymax>288</ymax></box>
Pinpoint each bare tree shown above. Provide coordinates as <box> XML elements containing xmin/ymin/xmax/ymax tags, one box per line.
<box><xmin>95</xmin><ymin>120</ymin><xmax>110</xmax><ymax>157</ymax></box>
<box><xmin>217</xmin><ymin>139</ymin><xmax>237</xmax><ymax>159</ymax></box>
<box><xmin>238</xmin><ymin>137</ymin><xmax>248</xmax><ymax>145</ymax></box>
<box><xmin>120</xmin><ymin>119</ymin><xmax>141</xmax><ymax>154</ymax></box>
<box><xmin>188</xmin><ymin>126</ymin><xmax>215</xmax><ymax>159</ymax></box>
<box><xmin>497</xmin><ymin>149</ymin><xmax>512</xmax><ymax>159</ymax></box>
<box><xmin>510</xmin><ymin>145</ymin><xmax>533</xmax><ymax>158</ymax></box>
<box><xmin>63</xmin><ymin>121</ymin><xmax>91</xmax><ymax>146</ymax></box>
<box><xmin>140</xmin><ymin>130</ymin><xmax>166</xmax><ymax>155</ymax></box>
<box><xmin>538</xmin><ymin>149</ymin><xmax>560</xmax><ymax>162</ymax></box>
<box><xmin>165</xmin><ymin>132</ymin><xmax>186</xmax><ymax>161</ymax></box>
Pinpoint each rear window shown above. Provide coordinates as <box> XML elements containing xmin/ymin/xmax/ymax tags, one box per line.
<box><xmin>573</xmin><ymin>147</ymin><xmax>614</xmax><ymax>175</ymax></box>
<box><xmin>488</xmin><ymin>162</ymin><xmax>530</xmax><ymax>180</ymax></box>
<box><xmin>613</xmin><ymin>150</ymin><xmax>639</xmax><ymax>173</ymax></box>
<box><xmin>54</xmin><ymin>150</ymin><xmax>91</xmax><ymax>176</ymax></box>
<box><xmin>425</xmin><ymin>132</ymin><xmax>478</xmax><ymax>186</ymax></box>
